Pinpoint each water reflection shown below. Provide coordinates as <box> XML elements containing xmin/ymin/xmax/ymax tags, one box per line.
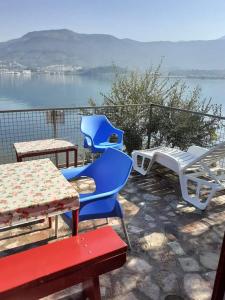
<box><xmin>0</xmin><ymin>73</ymin><xmax>112</xmax><ymax>110</ymax></box>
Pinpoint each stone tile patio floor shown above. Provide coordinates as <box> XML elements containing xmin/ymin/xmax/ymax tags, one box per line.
<box><xmin>1</xmin><ymin>168</ymin><xmax>225</xmax><ymax>300</ymax></box>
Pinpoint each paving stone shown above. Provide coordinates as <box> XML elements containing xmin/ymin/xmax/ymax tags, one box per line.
<box><xmin>143</xmin><ymin>194</ymin><xmax>161</xmax><ymax>201</ymax></box>
<box><xmin>100</xmin><ymin>274</ymin><xmax>112</xmax><ymax>287</ymax></box>
<box><xmin>179</xmin><ymin>206</ymin><xmax>197</xmax><ymax>213</ymax></box>
<box><xmin>168</xmin><ymin>241</ymin><xmax>185</xmax><ymax>256</ymax></box>
<box><xmin>164</xmin><ymin>194</ymin><xmax>179</xmax><ymax>202</ymax></box>
<box><xmin>180</xmin><ymin>222</ymin><xmax>209</xmax><ymax>236</ymax></box>
<box><xmin>128</xmin><ymin>225</ymin><xmax>144</xmax><ymax>234</ymax></box>
<box><xmin>144</xmin><ymin>214</ymin><xmax>155</xmax><ymax>222</ymax></box>
<box><xmin>127</xmin><ymin>257</ymin><xmax>152</xmax><ymax>274</ymax></box>
<box><xmin>130</xmin><ymin>195</ymin><xmax>140</xmax><ymax>202</ymax></box>
<box><xmin>178</xmin><ymin>257</ymin><xmax>200</xmax><ymax>272</ymax></box>
<box><xmin>78</xmin><ymin>183</ymin><xmax>91</xmax><ymax>190</ymax></box>
<box><xmin>155</xmin><ymin>271</ymin><xmax>178</xmax><ymax>293</ymax></box>
<box><xmin>204</xmin><ymin>271</ymin><xmax>216</xmax><ymax>287</ymax></box>
<box><xmin>168</xmin><ymin>201</ymin><xmax>180</xmax><ymax>209</ymax></box>
<box><xmin>164</xmin><ymin>296</ymin><xmax>184</xmax><ymax>300</ymax></box>
<box><xmin>137</xmin><ymin>276</ymin><xmax>160</xmax><ymax>300</ymax></box>
<box><xmin>184</xmin><ymin>273</ymin><xmax>212</xmax><ymax>300</ymax></box>
<box><xmin>112</xmin><ymin>292</ymin><xmax>138</xmax><ymax>300</ymax></box>
<box><xmin>200</xmin><ymin>252</ymin><xmax>219</xmax><ymax>270</ymax></box>
<box><xmin>123</xmin><ymin>187</ymin><xmax>137</xmax><ymax>193</ymax></box>
<box><xmin>148</xmin><ymin>222</ymin><xmax>157</xmax><ymax>229</ymax></box>
<box><xmin>140</xmin><ymin>232</ymin><xmax>167</xmax><ymax>249</ymax></box>
<box><xmin>159</xmin><ymin>216</ymin><xmax>168</xmax><ymax>221</ymax></box>
<box><xmin>120</xmin><ymin>274</ymin><xmax>139</xmax><ymax>293</ymax></box>
<box><xmin>161</xmin><ymin>273</ymin><xmax>178</xmax><ymax>292</ymax></box>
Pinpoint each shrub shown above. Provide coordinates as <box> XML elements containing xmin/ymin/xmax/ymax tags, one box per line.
<box><xmin>89</xmin><ymin>65</ymin><xmax>222</xmax><ymax>154</ymax></box>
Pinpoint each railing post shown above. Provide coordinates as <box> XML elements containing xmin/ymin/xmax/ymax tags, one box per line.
<box><xmin>147</xmin><ymin>104</ymin><xmax>153</xmax><ymax>149</ymax></box>
<box><xmin>52</xmin><ymin>109</ymin><xmax>57</xmax><ymax>138</ymax></box>
<box><xmin>52</xmin><ymin>109</ymin><xmax>58</xmax><ymax>167</ymax></box>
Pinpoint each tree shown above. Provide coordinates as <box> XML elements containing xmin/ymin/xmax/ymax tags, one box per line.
<box><xmin>89</xmin><ymin>65</ymin><xmax>222</xmax><ymax>154</ymax></box>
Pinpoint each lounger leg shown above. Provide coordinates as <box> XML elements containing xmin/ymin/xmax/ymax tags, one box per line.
<box><xmin>121</xmin><ymin>218</ymin><xmax>132</xmax><ymax>250</ymax></box>
<box><xmin>180</xmin><ymin>175</ymin><xmax>216</xmax><ymax>210</ymax></box>
<box><xmin>82</xmin><ymin>277</ymin><xmax>101</xmax><ymax>300</ymax></box>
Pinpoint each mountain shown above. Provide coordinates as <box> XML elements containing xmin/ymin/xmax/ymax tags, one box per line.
<box><xmin>0</xmin><ymin>29</ymin><xmax>225</xmax><ymax>70</ymax></box>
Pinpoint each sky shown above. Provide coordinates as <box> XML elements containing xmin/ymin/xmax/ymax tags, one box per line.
<box><xmin>0</xmin><ymin>0</ymin><xmax>225</xmax><ymax>42</ymax></box>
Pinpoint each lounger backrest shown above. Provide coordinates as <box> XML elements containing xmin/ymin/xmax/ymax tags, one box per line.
<box><xmin>187</xmin><ymin>145</ymin><xmax>208</xmax><ymax>158</ymax></box>
<box><xmin>184</xmin><ymin>142</ymin><xmax>225</xmax><ymax>170</ymax></box>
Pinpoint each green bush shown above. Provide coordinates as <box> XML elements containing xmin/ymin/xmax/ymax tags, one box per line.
<box><xmin>89</xmin><ymin>65</ymin><xmax>222</xmax><ymax>154</ymax></box>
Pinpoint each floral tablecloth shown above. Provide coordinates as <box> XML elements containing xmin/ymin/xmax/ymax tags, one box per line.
<box><xmin>14</xmin><ymin>139</ymin><xmax>76</xmax><ymax>156</ymax></box>
<box><xmin>0</xmin><ymin>158</ymin><xmax>79</xmax><ymax>227</ymax></box>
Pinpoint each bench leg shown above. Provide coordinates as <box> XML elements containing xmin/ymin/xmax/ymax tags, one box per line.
<box><xmin>82</xmin><ymin>277</ymin><xmax>101</xmax><ymax>300</ymax></box>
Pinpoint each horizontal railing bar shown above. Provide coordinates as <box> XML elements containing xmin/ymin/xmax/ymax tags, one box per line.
<box><xmin>150</xmin><ymin>103</ymin><xmax>225</xmax><ymax>120</ymax></box>
<box><xmin>0</xmin><ymin>103</ymin><xmax>224</xmax><ymax>120</ymax></box>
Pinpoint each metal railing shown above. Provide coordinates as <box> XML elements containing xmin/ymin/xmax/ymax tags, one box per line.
<box><xmin>0</xmin><ymin>104</ymin><xmax>224</xmax><ymax>165</ymax></box>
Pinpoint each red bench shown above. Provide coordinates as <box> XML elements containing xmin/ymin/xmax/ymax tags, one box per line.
<box><xmin>0</xmin><ymin>226</ymin><xmax>127</xmax><ymax>300</ymax></box>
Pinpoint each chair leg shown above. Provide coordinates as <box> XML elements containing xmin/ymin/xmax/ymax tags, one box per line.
<box><xmin>121</xmin><ymin>218</ymin><xmax>132</xmax><ymax>250</ymax></box>
<box><xmin>83</xmin><ymin>150</ymin><xmax>86</xmax><ymax>166</ymax></box>
<box><xmin>106</xmin><ymin>218</ymin><xmax>109</xmax><ymax>224</ymax></box>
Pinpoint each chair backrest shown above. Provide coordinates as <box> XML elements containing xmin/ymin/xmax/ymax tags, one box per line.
<box><xmin>85</xmin><ymin>148</ymin><xmax>133</xmax><ymax>194</ymax></box>
<box><xmin>185</xmin><ymin>142</ymin><xmax>225</xmax><ymax>170</ymax></box>
<box><xmin>81</xmin><ymin>115</ymin><xmax>116</xmax><ymax>143</ymax></box>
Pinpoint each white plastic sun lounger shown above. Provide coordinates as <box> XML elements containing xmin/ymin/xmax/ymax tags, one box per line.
<box><xmin>132</xmin><ymin>143</ymin><xmax>225</xmax><ymax>210</ymax></box>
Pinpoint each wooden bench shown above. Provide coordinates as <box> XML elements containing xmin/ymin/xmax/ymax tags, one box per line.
<box><xmin>0</xmin><ymin>226</ymin><xmax>127</xmax><ymax>300</ymax></box>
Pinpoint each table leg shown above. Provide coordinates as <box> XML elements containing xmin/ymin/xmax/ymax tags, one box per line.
<box><xmin>72</xmin><ymin>209</ymin><xmax>79</xmax><ymax>236</ymax></box>
<box><xmin>74</xmin><ymin>148</ymin><xmax>78</xmax><ymax>167</ymax></box>
<box><xmin>48</xmin><ymin>217</ymin><xmax>52</xmax><ymax>228</ymax></box>
<box><xmin>16</xmin><ymin>153</ymin><xmax>22</xmax><ymax>162</ymax></box>
<box><xmin>55</xmin><ymin>215</ymin><xmax>58</xmax><ymax>238</ymax></box>
<box><xmin>66</xmin><ymin>150</ymin><xmax>69</xmax><ymax>168</ymax></box>
<box><xmin>55</xmin><ymin>153</ymin><xmax>59</xmax><ymax>168</ymax></box>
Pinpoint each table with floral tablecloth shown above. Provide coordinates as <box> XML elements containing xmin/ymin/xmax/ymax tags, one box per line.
<box><xmin>0</xmin><ymin>158</ymin><xmax>79</xmax><ymax>234</ymax></box>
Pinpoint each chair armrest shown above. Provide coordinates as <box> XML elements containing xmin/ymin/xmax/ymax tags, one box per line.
<box><xmin>61</xmin><ymin>165</ymin><xmax>90</xmax><ymax>181</ymax></box>
<box><xmin>83</xmin><ymin>132</ymin><xmax>93</xmax><ymax>147</ymax></box>
<box><xmin>80</xmin><ymin>190</ymin><xmax>116</xmax><ymax>203</ymax></box>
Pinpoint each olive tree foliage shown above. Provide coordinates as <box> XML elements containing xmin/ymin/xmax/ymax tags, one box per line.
<box><xmin>89</xmin><ymin>65</ymin><xmax>222</xmax><ymax>154</ymax></box>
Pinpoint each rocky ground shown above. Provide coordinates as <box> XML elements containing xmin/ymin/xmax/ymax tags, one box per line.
<box><xmin>1</xmin><ymin>170</ymin><xmax>225</xmax><ymax>300</ymax></box>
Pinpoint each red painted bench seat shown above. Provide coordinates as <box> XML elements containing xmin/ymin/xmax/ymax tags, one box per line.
<box><xmin>0</xmin><ymin>226</ymin><xmax>127</xmax><ymax>300</ymax></box>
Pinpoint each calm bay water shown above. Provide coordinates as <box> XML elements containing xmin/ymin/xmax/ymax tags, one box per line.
<box><xmin>0</xmin><ymin>74</ymin><xmax>224</xmax><ymax>113</ymax></box>
<box><xmin>0</xmin><ymin>74</ymin><xmax>111</xmax><ymax>110</ymax></box>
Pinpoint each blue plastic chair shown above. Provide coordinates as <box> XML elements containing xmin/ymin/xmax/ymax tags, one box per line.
<box><xmin>61</xmin><ymin>148</ymin><xmax>132</xmax><ymax>248</ymax></box>
<box><xmin>81</xmin><ymin>115</ymin><xmax>124</xmax><ymax>153</ymax></box>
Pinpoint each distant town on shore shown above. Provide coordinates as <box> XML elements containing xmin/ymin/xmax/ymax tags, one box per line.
<box><xmin>1</xmin><ymin>61</ymin><xmax>225</xmax><ymax>80</ymax></box>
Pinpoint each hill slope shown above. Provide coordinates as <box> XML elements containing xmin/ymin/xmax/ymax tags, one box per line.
<box><xmin>0</xmin><ymin>29</ymin><xmax>225</xmax><ymax>70</ymax></box>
